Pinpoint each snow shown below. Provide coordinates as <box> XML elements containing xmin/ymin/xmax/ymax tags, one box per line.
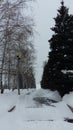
<box><xmin>61</xmin><ymin>70</ymin><xmax>73</xmax><ymax>74</ymax></box>
<box><xmin>0</xmin><ymin>86</ymin><xmax>73</xmax><ymax>130</ymax></box>
<box><xmin>63</xmin><ymin>92</ymin><xmax>73</xmax><ymax>106</ymax></box>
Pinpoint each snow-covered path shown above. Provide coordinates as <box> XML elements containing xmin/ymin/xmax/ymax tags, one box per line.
<box><xmin>0</xmin><ymin>89</ymin><xmax>73</xmax><ymax>130</ymax></box>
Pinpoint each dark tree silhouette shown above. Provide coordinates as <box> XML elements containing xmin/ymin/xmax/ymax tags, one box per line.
<box><xmin>41</xmin><ymin>1</ymin><xmax>73</xmax><ymax>96</ymax></box>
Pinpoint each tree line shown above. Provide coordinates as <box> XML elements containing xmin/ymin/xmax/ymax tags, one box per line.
<box><xmin>0</xmin><ymin>0</ymin><xmax>36</xmax><ymax>94</ymax></box>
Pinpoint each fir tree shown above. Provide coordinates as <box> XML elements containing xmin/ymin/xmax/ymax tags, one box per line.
<box><xmin>41</xmin><ymin>0</ymin><xmax>73</xmax><ymax>96</ymax></box>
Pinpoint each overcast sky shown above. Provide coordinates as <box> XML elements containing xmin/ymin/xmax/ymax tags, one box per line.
<box><xmin>33</xmin><ymin>0</ymin><xmax>73</xmax><ymax>84</ymax></box>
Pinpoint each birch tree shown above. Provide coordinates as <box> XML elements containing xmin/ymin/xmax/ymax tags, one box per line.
<box><xmin>0</xmin><ymin>0</ymin><xmax>35</xmax><ymax>94</ymax></box>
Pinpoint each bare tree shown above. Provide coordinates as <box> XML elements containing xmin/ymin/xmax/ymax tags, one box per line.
<box><xmin>0</xmin><ymin>0</ymin><xmax>35</xmax><ymax>94</ymax></box>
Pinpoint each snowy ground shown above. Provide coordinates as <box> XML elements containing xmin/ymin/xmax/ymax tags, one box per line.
<box><xmin>0</xmin><ymin>85</ymin><xmax>73</xmax><ymax>130</ymax></box>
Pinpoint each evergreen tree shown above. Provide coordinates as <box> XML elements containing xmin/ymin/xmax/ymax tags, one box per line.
<box><xmin>41</xmin><ymin>1</ymin><xmax>73</xmax><ymax>96</ymax></box>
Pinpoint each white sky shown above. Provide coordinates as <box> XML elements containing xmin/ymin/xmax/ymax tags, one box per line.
<box><xmin>32</xmin><ymin>0</ymin><xmax>73</xmax><ymax>84</ymax></box>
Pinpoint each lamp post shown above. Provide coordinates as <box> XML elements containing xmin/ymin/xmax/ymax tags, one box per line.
<box><xmin>16</xmin><ymin>51</ymin><xmax>22</xmax><ymax>95</ymax></box>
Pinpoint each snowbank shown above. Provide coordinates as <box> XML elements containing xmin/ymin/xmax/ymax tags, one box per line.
<box><xmin>0</xmin><ymin>89</ymin><xmax>73</xmax><ymax>130</ymax></box>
